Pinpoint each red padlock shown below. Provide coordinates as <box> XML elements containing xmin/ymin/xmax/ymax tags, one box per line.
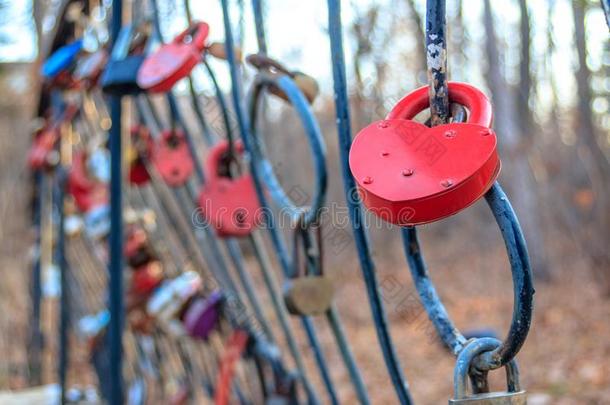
<box><xmin>68</xmin><ymin>150</ymin><xmax>108</xmax><ymax>213</ymax></box>
<box><xmin>28</xmin><ymin>127</ymin><xmax>60</xmax><ymax>170</ymax></box>
<box><xmin>198</xmin><ymin>141</ymin><xmax>261</xmax><ymax>238</ymax></box>
<box><xmin>124</xmin><ymin>225</ymin><xmax>155</xmax><ymax>268</ymax></box>
<box><xmin>214</xmin><ymin>330</ymin><xmax>250</xmax><ymax>405</ymax></box>
<box><xmin>349</xmin><ymin>82</ymin><xmax>500</xmax><ymax>226</ymax></box>
<box><xmin>152</xmin><ymin>129</ymin><xmax>194</xmax><ymax>187</ymax></box>
<box><xmin>129</xmin><ymin>261</ymin><xmax>165</xmax><ymax>304</ymax></box>
<box><xmin>137</xmin><ymin>22</ymin><xmax>210</xmax><ymax>92</ymax></box>
<box><xmin>28</xmin><ymin>105</ymin><xmax>78</xmax><ymax>170</ymax></box>
<box><xmin>128</xmin><ymin>125</ymin><xmax>153</xmax><ymax>186</ymax></box>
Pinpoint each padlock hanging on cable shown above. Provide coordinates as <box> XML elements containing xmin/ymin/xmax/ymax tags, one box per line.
<box><xmin>349</xmin><ymin>82</ymin><xmax>500</xmax><ymax>226</ymax></box>
<box><xmin>198</xmin><ymin>140</ymin><xmax>262</xmax><ymax>238</ymax></box>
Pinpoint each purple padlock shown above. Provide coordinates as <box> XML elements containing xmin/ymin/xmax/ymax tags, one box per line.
<box><xmin>183</xmin><ymin>291</ymin><xmax>223</xmax><ymax>340</ymax></box>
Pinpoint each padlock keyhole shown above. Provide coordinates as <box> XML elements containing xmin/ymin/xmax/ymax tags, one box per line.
<box><xmin>217</xmin><ymin>151</ymin><xmax>241</xmax><ymax>179</ymax></box>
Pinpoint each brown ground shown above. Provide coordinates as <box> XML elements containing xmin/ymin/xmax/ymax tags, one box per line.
<box><xmin>0</xmin><ymin>66</ymin><xmax>609</xmax><ymax>404</ymax></box>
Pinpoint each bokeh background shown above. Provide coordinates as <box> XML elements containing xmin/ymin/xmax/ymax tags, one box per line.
<box><xmin>0</xmin><ymin>0</ymin><xmax>609</xmax><ymax>403</ymax></box>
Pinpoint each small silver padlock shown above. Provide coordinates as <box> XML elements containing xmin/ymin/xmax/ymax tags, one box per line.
<box><xmin>449</xmin><ymin>338</ymin><xmax>526</xmax><ymax>404</ymax></box>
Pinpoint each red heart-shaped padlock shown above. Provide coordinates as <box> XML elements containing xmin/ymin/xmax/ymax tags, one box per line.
<box><xmin>198</xmin><ymin>141</ymin><xmax>261</xmax><ymax>237</ymax></box>
<box><xmin>68</xmin><ymin>150</ymin><xmax>108</xmax><ymax>213</ymax></box>
<box><xmin>349</xmin><ymin>82</ymin><xmax>500</xmax><ymax>226</ymax></box>
<box><xmin>128</xmin><ymin>125</ymin><xmax>153</xmax><ymax>186</ymax></box>
<box><xmin>137</xmin><ymin>22</ymin><xmax>210</xmax><ymax>93</ymax></box>
<box><xmin>152</xmin><ymin>129</ymin><xmax>194</xmax><ymax>187</ymax></box>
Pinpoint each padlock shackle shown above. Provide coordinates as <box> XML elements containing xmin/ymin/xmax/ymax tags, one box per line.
<box><xmin>387</xmin><ymin>82</ymin><xmax>493</xmax><ymax>128</ymax></box>
<box><xmin>204</xmin><ymin>140</ymin><xmax>246</xmax><ymax>179</ymax></box>
<box><xmin>247</xmin><ymin>72</ymin><xmax>327</xmax><ymax>227</ymax></box>
<box><xmin>246</xmin><ymin>53</ymin><xmax>293</xmax><ymax>76</ymax></box>
<box><xmin>173</xmin><ymin>21</ymin><xmax>210</xmax><ymax>52</ymax></box>
<box><xmin>453</xmin><ymin>338</ymin><xmax>521</xmax><ymax>400</ymax></box>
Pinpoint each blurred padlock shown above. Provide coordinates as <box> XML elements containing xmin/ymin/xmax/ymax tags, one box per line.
<box><xmin>198</xmin><ymin>140</ymin><xmax>261</xmax><ymax>237</ymax></box>
<box><xmin>137</xmin><ymin>22</ymin><xmax>210</xmax><ymax>92</ymax></box>
<box><xmin>146</xmin><ymin>271</ymin><xmax>202</xmax><ymax>326</ymax></box>
<box><xmin>182</xmin><ymin>291</ymin><xmax>223</xmax><ymax>340</ymax></box>
<box><xmin>152</xmin><ymin>129</ymin><xmax>194</xmax><ymax>187</ymax></box>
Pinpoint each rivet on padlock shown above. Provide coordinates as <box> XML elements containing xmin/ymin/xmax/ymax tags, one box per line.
<box><xmin>198</xmin><ymin>140</ymin><xmax>261</xmax><ymax>237</ymax></box>
<box><xmin>151</xmin><ymin>129</ymin><xmax>194</xmax><ymax>187</ymax></box>
<box><xmin>137</xmin><ymin>22</ymin><xmax>210</xmax><ymax>92</ymax></box>
<box><xmin>449</xmin><ymin>338</ymin><xmax>526</xmax><ymax>405</ymax></box>
<box><xmin>283</xmin><ymin>229</ymin><xmax>334</xmax><ymax>316</ymax></box>
<box><xmin>349</xmin><ymin>82</ymin><xmax>500</xmax><ymax>226</ymax></box>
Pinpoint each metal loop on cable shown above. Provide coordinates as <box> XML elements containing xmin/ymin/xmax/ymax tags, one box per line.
<box><xmin>247</xmin><ymin>72</ymin><xmax>327</xmax><ymax>228</ymax></box>
<box><xmin>402</xmin><ymin>182</ymin><xmax>534</xmax><ymax>369</ymax></box>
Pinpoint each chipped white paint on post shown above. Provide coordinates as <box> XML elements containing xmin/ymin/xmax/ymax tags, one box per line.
<box><xmin>427</xmin><ymin>43</ymin><xmax>444</xmax><ymax>70</ymax></box>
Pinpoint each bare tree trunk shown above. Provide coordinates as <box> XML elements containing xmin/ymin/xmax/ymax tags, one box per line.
<box><xmin>572</xmin><ymin>0</ymin><xmax>610</xmax><ymax>292</ymax></box>
<box><xmin>450</xmin><ymin>0</ymin><xmax>467</xmax><ymax>81</ymax></box>
<box><xmin>517</xmin><ymin>0</ymin><xmax>533</xmax><ymax>136</ymax></box>
<box><xmin>404</xmin><ymin>0</ymin><xmax>427</xmax><ymax>82</ymax></box>
<box><xmin>483</xmin><ymin>0</ymin><xmax>550</xmax><ymax>280</ymax></box>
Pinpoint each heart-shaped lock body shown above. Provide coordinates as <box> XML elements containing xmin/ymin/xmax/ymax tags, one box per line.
<box><xmin>28</xmin><ymin>128</ymin><xmax>59</xmax><ymax>170</ymax></box>
<box><xmin>128</xmin><ymin>125</ymin><xmax>153</xmax><ymax>186</ymax></box>
<box><xmin>137</xmin><ymin>22</ymin><xmax>210</xmax><ymax>92</ymax></box>
<box><xmin>283</xmin><ymin>275</ymin><xmax>334</xmax><ymax>316</ymax></box>
<box><xmin>68</xmin><ymin>150</ymin><xmax>109</xmax><ymax>213</ymax></box>
<box><xmin>349</xmin><ymin>82</ymin><xmax>500</xmax><ymax>226</ymax></box>
<box><xmin>124</xmin><ymin>225</ymin><xmax>155</xmax><ymax>268</ymax></box>
<box><xmin>183</xmin><ymin>291</ymin><xmax>223</xmax><ymax>340</ymax></box>
<box><xmin>198</xmin><ymin>141</ymin><xmax>261</xmax><ymax>237</ymax></box>
<box><xmin>152</xmin><ymin>129</ymin><xmax>194</xmax><ymax>187</ymax></box>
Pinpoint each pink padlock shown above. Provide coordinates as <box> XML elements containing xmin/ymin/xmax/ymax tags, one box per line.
<box><xmin>152</xmin><ymin>129</ymin><xmax>194</xmax><ymax>187</ymax></box>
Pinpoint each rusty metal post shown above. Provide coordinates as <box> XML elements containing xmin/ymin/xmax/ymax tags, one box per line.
<box><xmin>426</xmin><ymin>0</ymin><xmax>450</xmax><ymax>125</ymax></box>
